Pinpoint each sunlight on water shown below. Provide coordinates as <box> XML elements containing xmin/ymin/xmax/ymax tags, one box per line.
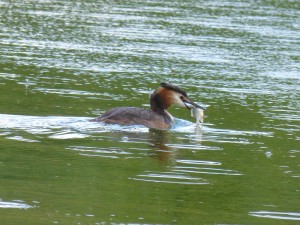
<box><xmin>174</xmin><ymin>166</ymin><xmax>242</xmax><ymax>176</ymax></box>
<box><xmin>130</xmin><ymin>172</ymin><xmax>209</xmax><ymax>185</ymax></box>
<box><xmin>0</xmin><ymin>114</ymin><xmax>150</xmax><ymax>140</ymax></box>
<box><xmin>68</xmin><ymin>146</ymin><xmax>133</xmax><ymax>159</ymax></box>
<box><xmin>0</xmin><ymin>200</ymin><xmax>35</xmax><ymax>209</ymax></box>
<box><xmin>249</xmin><ymin>211</ymin><xmax>300</xmax><ymax>221</ymax></box>
<box><xmin>6</xmin><ymin>135</ymin><xmax>41</xmax><ymax>142</ymax></box>
<box><xmin>176</xmin><ymin>159</ymin><xmax>220</xmax><ymax>166</ymax></box>
<box><xmin>0</xmin><ymin>0</ymin><xmax>299</xmax><ymax>224</ymax></box>
<box><xmin>49</xmin><ymin>132</ymin><xmax>89</xmax><ymax>139</ymax></box>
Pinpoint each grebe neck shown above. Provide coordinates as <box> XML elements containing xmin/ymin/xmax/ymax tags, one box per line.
<box><xmin>150</xmin><ymin>94</ymin><xmax>173</xmax><ymax>124</ymax></box>
<box><xmin>150</xmin><ymin>93</ymin><xmax>168</xmax><ymax>114</ymax></box>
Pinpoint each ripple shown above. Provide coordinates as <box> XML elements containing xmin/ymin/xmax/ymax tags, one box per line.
<box><xmin>202</xmin><ymin>127</ymin><xmax>274</xmax><ymax>144</ymax></box>
<box><xmin>174</xmin><ymin>166</ymin><xmax>243</xmax><ymax>176</ymax></box>
<box><xmin>49</xmin><ymin>132</ymin><xmax>89</xmax><ymax>139</ymax></box>
<box><xmin>0</xmin><ymin>72</ymin><xmax>20</xmax><ymax>80</ymax></box>
<box><xmin>263</xmin><ymin>70</ymin><xmax>300</xmax><ymax>80</ymax></box>
<box><xmin>130</xmin><ymin>171</ymin><xmax>209</xmax><ymax>185</ymax></box>
<box><xmin>0</xmin><ymin>114</ymin><xmax>87</xmax><ymax>130</ymax></box>
<box><xmin>166</xmin><ymin>143</ymin><xmax>221</xmax><ymax>151</ymax></box>
<box><xmin>263</xmin><ymin>109</ymin><xmax>300</xmax><ymax>122</ymax></box>
<box><xmin>0</xmin><ymin>114</ymin><xmax>150</xmax><ymax>140</ymax></box>
<box><xmin>0</xmin><ymin>200</ymin><xmax>34</xmax><ymax>209</ymax></box>
<box><xmin>177</xmin><ymin>159</ymin><xmax>221</xmax><ymax>166</ymax></box>
<box><xmin>249</xmin><ymin>211</ymin><xmax>300</xmax><ymax>221</ymax></box>
<box><xmin>6</xmin><ymin>135</ymin><xmax>40</xmax><ymax>142</ymax></box>
<box><xmin>130</xmin><ymin>156</ymin><xmax>241</xmax><ymax>185</ymax></box>
<box><xmin>219</xmin><ymin>87</ymin><xmax>273</xmax><ymax>95</ymax></box>
<box><xmin>68</xmin><ymin>146</ymin><xmax>132</xmax><ymax>159</ymax></box>
<box><xmin>35</xmin><ymin>87</ymin><xmax>126</xmax><ymax>100</ymax></box>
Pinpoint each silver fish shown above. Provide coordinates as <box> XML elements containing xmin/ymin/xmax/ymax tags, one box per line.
<box><xmin>191</xmin><ymin>107</ymin><xmax>204</xmax><ymax>124</ymax></box>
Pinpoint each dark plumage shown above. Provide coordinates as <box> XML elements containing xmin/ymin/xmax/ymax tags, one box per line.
<box><xmin>94</xmin><ymin>83</ymin><xmax>205</xmax><ymax>129</ymax></box>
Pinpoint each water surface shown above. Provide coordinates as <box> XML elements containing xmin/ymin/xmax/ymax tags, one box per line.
<box><xmin>0</xmin><ymin>0</ymin><xmax>299</xmax><ymax>224</ymax></box>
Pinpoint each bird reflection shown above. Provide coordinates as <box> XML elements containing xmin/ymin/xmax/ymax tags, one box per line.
<box><xmin>106</xmin><ymin>124</ymin><xmax>203</xmax><ymax>164</ymax></box>
<box><xmin>147</xmin><ymin>129</ymin><xmax>174</xmax><ymax>163</ymax></box>
<box><xmin>147</xmin><ymin>126</ymin><xmax>203</xmax><ymax>164</ymax></box>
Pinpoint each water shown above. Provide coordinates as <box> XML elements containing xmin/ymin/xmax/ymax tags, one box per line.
<box><xmin>0</xmin><ymin>0</ymin><xmax>299</xmax><ymax>224</ymax></box>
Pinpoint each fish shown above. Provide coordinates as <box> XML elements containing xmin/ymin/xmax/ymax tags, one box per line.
<box><xmin>191</xmin><ymin>107</ymin><xmax>204</xmax><ymax>124</ymax></box>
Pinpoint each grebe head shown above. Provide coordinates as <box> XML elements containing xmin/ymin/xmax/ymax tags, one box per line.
<box><xmin>150</xmin><ymin>82</ymin><xmax>206</xmax><ymax>113</ymax></box>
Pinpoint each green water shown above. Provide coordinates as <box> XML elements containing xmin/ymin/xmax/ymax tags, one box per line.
<box><xmin>1</xmin><ymin>0</ymin><xmax>299</xmax><ymax>224</ymax></box>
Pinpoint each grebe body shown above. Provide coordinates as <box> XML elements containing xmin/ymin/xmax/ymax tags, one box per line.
<box><xmin>94</xmin><ymin>83</ymin><xmax>206</xmax><ymax>129</ymax></box>
<box><xmin>97</xmin><ymin>107</ymin><xmax>173</xmax><ymax>129</ymax></box>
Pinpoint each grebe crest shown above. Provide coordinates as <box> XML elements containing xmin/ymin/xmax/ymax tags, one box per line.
<box><xmin>94</xmin><ymin>82</ymin><xmax>206</xmax><ymax>129</ymax></box>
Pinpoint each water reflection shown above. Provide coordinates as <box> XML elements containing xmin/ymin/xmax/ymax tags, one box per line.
<box><xmin>249</xmin><ymin>211</ymin><xmax>300</xmax><ymax>221</ymax></box>
<box><xmin>130</xmin><ymin>172</ymin><xmax>210</xmax><ymax>185</ymax></box>
<box><xmin>0</xmin><ymin>200</ymin><xmax>35</xmax><ymax>209</ymax></box>
<box><xmin>0</xmin><ymin>113</ymin><xmax>246</xmax><ymax>186</ymax></box>
<box><xmin>147</xmin><ymin>129</ymin><xmax>173</xmax><ymax>162</ymax></box>
<box><xmin>1</xmin><ymin>0</ymin><xmax>299</xmax><ymax>223</ymax></box>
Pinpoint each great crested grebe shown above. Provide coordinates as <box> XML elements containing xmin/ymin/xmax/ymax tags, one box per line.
<box><xmin>94</xmin><ymin>82</ymin><xmax>206</xmax><ymax>129</ymax></box>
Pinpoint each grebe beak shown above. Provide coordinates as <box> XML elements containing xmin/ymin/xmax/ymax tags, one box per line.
<box><xmin>183</xmin><ymin>98</ymin><xmax>206</xmax><ymax>111</ymax></box>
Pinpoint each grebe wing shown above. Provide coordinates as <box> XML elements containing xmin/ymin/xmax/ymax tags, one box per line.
<box><xmin>96</xmin><ymin>107</ymin><xmax>150</xmax><ymax>125</ymax></box>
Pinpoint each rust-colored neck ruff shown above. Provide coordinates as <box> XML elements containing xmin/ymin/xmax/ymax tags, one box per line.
<box><xmin>150</xmin><ymin>88</ymin><xmax>171</xmax><ymax>114</ymax></box>
<box><xmin>150</xmin><ymin>88</ymin><xmax>174</xmax><ymax>125</ymax></box>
